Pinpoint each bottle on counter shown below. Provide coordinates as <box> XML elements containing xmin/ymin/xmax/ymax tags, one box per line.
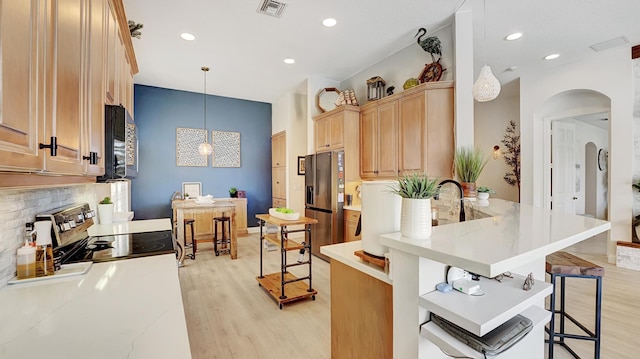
<box><xmin>34</xmin><ymin>220</ymin><xmax>55</xmax><ymax>276</ymax></box>
<box><xmin>16</xmin><ymin>241</ymin><xmax>36</xmax><ymax>279</ymax></box>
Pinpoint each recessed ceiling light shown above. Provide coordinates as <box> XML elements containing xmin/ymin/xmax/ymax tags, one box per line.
<box><xmin>506</xmin><ymin>66</ymin><xmax>518</xmax><ymax>72</ymax></box>
<box><xmin>505</xmin><ymin>32</ymin><xmax>522</xmax><ymax>41</ymax></box>
<box><xmin>544</xmin><ymin>53</ymin><xmax>560</xmax><ymax>60</ymax></box>
<box><xmin>180</xmin><ymin>33</ymin><xmax>196</xmax><ymax>41</ymax></box>
<box><xmin>284</xmin><ymin>58</ymin><xmax>295</xmax><ymax>64</ymax></box>
<box><xmin>322</xmin><ymin>18</ymin><xmax>337</xmax><ymax>27</ymax></box>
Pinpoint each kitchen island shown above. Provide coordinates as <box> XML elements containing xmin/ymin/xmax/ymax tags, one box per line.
<box><xmin>0</xmin><ymin>218</ymin><xmax>191</xmax><ymax>359</ymax></box>
<box><xmin>321</xmin><ymin>199</ymin><xmax>610</xmax><ymax>359</ymax></box>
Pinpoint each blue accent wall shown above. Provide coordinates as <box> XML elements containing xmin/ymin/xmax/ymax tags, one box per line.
<box><xmin>131</xmin><ymin>84</ymin><xmax>272</xmax><ymax>226</ymax></box>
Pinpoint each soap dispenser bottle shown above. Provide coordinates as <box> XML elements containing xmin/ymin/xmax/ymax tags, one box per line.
<box><xmin>16</xmin><ymin>241</ymin><xmax>36</xmax><ymax>279</ymax></box>
<box><xmin>34</xmin><ymin>220</ymin><xmax>55</xmax><ymax>276</ymax></box>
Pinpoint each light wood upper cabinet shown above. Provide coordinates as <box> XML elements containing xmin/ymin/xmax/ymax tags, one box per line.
<box><xmin>314</xmin><ymin>106</ymin><xmax>356</xmax><ymax>152</ymax></box>
<box><xmin>0</xmin><ymin>0</ymin><xmax>43</xmax><ymax>172</ymax></box>
<box><xmin>271</xmin><ymin>131</ymin><xmax>286</xmax><ymax>168</ymax></box>
<box><xmin>398</xmin><ymin>91</ymin><xmax>425</xmax><ymax>175</ymax></box>
<box><xmin>84</xmin><ymin>0</ymin><xmax>106</xmax><ymax>175</ymax></box>
<box><xmin>359</xmin><ymin>106</ymin><xmax>377</xmax><ymax>178</ymax></box>
<box><xmin>360</xmin><ymin>100</ymin><xmax>398</xmax><ymax>179</ymax></box>
<box><xmin>376</xmin><ymin>101</ymin><xmax>399</xmax><ymax>177</ymax></box>
<box><xmin>43</xmin><ymin>0</ymin><xmax>85</xmax><ymax>174</ymax></box>
<box><xmin>398</xmin><ymin>87</ymin><xmax>454</xmax><ymax>178</ymax></box>
<box><xmin>425</xmin><ymin>87</ymin><xmax>454</xmax><ymax>178</ymax></box>
<box><xmin>0</xmin><ymin>0</ymin><xmax>137</xmax><ymax>186</ymax></box>
<box><xmin>104</xmin><ymin>0</ymin><xmax>134</xmax><ymax>112</ymax></box>
<box><xmin>117</xmin><ymin>31</ymin><xmax>129</xmax><ymax>107</ymax></box>
<box><xmin>104</xmin><ymin>1</ymin><xmax>117</xmax><ymax>105</ymax></box>
<box><xmin>313</xmin><ymin>105</ymin><xmax>360</xmax><ymax>181</ymax></box>
<box><xmin>359</xmin><ymin>81</ymin><xmax>454</xmax><ymax>180</ymax></box>
<box><xmin>314</xmin><ymin>115</ymin><xmax>330</xmax><ymax>151</ymax></box>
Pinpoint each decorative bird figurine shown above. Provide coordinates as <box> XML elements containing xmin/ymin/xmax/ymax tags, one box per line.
<box><xmin>415</xmin><ymin>28</ymin><xmax>442</xmax><ymax>62</ymax></box>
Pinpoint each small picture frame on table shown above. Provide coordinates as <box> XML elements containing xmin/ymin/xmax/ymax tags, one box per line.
<box><xmin>298</xmin><ymin>156</ymin><xmax>306</xmax><ymax>176</ymax></box>
<box><xmin>182</xmin><ymin>182</ymin><xmax>202</xmax><ymax>199</ymax></box>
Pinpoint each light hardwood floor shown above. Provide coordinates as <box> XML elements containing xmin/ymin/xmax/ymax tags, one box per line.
<box><xmin>179</xmin><ymin>233</ymin><xmax>639</xmax><ymax>359</ymax></box>
<box><xmin>179</xmin><ymin>234</ymin><xmax>331</xmax><ymax>359</ymax></box>
<box><xmin>548</xmin><ymin>233</ymin><xmax>640</xmax><ymax>358</ymax></box>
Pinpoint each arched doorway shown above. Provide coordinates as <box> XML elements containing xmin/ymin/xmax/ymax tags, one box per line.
<box><xmin>536</xmin><ymin>90</ymin><xmax>611</xmax><ymax>257</ymax></box>
<box><xmin>538</xmin><ymin>90</ymin><xmax>610</xmax><ymax>221</ymax></box>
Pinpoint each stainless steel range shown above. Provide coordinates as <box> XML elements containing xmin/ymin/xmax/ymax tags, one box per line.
<box><xmin>36</xmin><ymin>203</ymin><xmax>175</xmax><ymax>264</ymax></box>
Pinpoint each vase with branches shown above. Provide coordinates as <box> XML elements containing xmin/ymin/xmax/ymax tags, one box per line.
<box><xmin>502</xmin><ymin>120</ymin><xmax>521</xmax><ymax>202</ymax></box>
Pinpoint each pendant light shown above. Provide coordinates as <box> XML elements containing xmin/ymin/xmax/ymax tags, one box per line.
<box><xmin>472</xmin><ymin>0</ymin><xmax>501</xmax><ymax>102</ymax></box>
<box><xmin>198</xmin><ymin>66</ymin><xmax>213</xmax><ymax>156</ymax></box>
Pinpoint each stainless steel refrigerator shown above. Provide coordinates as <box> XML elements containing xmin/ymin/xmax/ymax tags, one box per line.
<box><xmin>305</xmin><ymin>151</ymin><xmax>345</xmax><ymax>262</ymax></box>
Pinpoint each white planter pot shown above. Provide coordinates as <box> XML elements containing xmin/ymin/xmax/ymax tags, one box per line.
<box><xmin>477</xmin><ymin>192</ymin><xmax>490</xmax><ymax>200</ymax></box>
<box><xmin>98</xmin><ymin>203</ymin><xmax>114</xmax><ymax>224</ymax></box>
<box><xmin>400</xmin><ymin>198</ymin><xmax>432</xmax><ymax>239</ymax></box>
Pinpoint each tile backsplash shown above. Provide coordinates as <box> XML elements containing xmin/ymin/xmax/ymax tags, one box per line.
<box><xmin>0</xmin><ymin>184</ymin><xmax>98</xmax><ymax>288</ymax></box>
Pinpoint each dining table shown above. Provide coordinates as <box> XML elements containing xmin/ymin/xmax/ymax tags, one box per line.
<box><xmin>172</xmin><ymin>199</ymin><xmax>238</xmax><ymax>264</ymax></box>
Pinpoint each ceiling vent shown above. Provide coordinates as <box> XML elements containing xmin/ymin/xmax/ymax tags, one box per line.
<box><xmin>257</xmin><ymin>0</ymin><xmax>287</xmax><ymax>18</ymax></box>
<box><xmin>589</xmin><ymin>36</ymin><xmax>629</xmax><ymax>52</ymax></box>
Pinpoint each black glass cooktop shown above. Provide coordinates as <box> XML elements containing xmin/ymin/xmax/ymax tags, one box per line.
<box><xmin>61</xmin><ymin>230</ymin><xmax>175</xmax><ymax>264</ymax></box>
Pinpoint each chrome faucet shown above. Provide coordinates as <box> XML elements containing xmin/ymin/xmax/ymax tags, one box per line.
<box><xmin>434</xmin><ymin>179</ymin><xmax>466</xmax><ymax>222</ymax></box>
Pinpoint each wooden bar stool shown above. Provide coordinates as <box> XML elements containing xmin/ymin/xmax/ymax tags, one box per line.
<box><xmin>213</xmin><ymin>215</ymin><xmax>231</xmax><ymax>256</ymax></box>
<box><xmin>184</xmin><ymin>218</ymin><xmax>196</xmax><ymax>259</ymax></box>
<box><xmin>545</xmin><ymin>251</ymin><xmax>604</xmax><ymax>359</ymax></box>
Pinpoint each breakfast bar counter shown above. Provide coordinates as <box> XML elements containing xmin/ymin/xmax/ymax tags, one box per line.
<box><xmin>172</xmin><ymin>199</ymin><xmax>240</xmax><ymax>263</ymax></box>
<box><xmin>321</xmin><ymin>199</ymin><xmax>611</xmax><ymax>359</ymax></box>
<box><xmin>0</xmin><ymin>254</ymin><xmax>191</xmax><ymax>359</ymax></box>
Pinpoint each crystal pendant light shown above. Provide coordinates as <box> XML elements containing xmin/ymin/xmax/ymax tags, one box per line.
<box><xmin>472</xmin><ymin>0</ymin><xmax>500</xmax><ymax>102</ymax></box>
<box><xmin>198</xmin><ymin>66</ymin><xmax>213</xmax><ymax>156</ymax></box>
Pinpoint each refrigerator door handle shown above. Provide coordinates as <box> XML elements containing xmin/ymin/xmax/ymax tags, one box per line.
<box><xmin>306</xmin><ymin>186</ymin><xmax>314</xmax><ymax>205</ymax></box>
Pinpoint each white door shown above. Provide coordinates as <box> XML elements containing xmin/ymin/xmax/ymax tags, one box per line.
<box><xmin>551</xmin><ymin>121</ymin><xmax>577</xmax><ymax>214</ymax></box>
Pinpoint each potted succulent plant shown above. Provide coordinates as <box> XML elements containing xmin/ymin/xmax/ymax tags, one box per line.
<box><xmin>389</xmin><ymin>172</ymin><xmax>440</xmax><ymax>239</ymax></box>
<box><xmin>454</xmin><ymin>146</ymin><xmax>489</xmax><ymax>198</ymax></box>
<box><xmin>98</xmin><ymin>196</ymin><xmax>114</xmax><ymax>225</ymax></box>
<box><xmin>229</xmin><ymin>187</ymin><xmax>238</xmax><ymax>198</ymax></box>
<box><xmin>476</xmin><ymin>186</ymin><xmax>495</xmax><ymax>200</ymax></box>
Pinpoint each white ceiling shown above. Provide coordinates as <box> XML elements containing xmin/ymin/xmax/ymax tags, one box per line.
<box><xmin>124</xmin><ymin>0</ymin><xmax>640</xmax><ymax>104</ymax></box>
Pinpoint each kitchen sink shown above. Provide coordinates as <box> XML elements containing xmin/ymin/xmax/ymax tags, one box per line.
<box><xmin>433</xmin><ymin>200</ymin><xmax>494</xmax><ymax>226</ymax></box>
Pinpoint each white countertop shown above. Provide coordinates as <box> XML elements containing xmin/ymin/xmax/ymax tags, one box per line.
<box><xmin>320</xmin><ymin>240</ymin><xmax>390</xmax><ymax>284</ymax></box>
<box><xmin>88</xmin><ymin>218</ymin><xmax>172</xmax><ymax>237</ymax></box>
<box><xmin>0</xmin><ymin>254</ymin><xmax>191</xmax><ymax>359</ymax></box>
<box><xmin>380</xmin><ymin>199</ymin><xmax>611</xmax><ymax>277</ymax></box>
<box><xmin>343</xmin><ymin>205</ymin><xmax>361</xmax><ymax>211</ymax></box>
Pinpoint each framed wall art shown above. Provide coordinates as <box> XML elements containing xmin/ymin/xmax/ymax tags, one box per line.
<box><xmin>182</xmin><ymin>182</ymin><xmax>202</xmax><ymax>198</ymax></box>
<box><xmin>176</xmin><ymin>128</ymin><xmax>208</xmax><ymax>167</ymax></box>
<box><xmin>212</xmin><ymin>130</ymin><xmax>241</xmax><ymax>167</ymax></box>
<box><xmin>298</xmin><ymin>156</ymin><xmax>306</xmax><ymax>175</ymax></box>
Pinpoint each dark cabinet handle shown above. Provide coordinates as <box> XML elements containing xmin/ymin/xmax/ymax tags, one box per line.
<box><xmin>39</xmin><ymin>136</ymin><xmax>58</xmax><ymax>156</ymax></box>
<box><xmin>83</xmin><ymin>152</ymin><xmax>99</xmax><ymax>165</ymax></box>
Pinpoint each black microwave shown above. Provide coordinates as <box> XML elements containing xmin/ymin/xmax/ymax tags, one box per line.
<box><xmin>98</xmin><ymin>104</ymin><xmax>138</xmax><ymax>181</ymax></box>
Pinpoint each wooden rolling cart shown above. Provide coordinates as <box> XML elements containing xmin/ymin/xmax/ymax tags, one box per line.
<box><xmin>255</xmin><ymin>214</ymin><xmax>318</xmax><ymax>309</ymax></box>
